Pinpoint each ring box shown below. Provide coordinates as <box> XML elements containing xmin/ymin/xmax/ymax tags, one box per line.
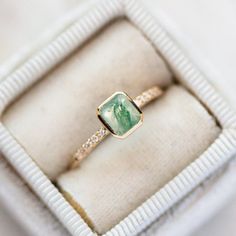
<box><xmin>0</xmin><ymin>0</ymin><xmax>236</xmax><ymax>235</ymax></box>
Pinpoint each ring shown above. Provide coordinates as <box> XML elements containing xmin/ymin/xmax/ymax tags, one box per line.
<box><xmin>70</xmin><ymin>86</ymin><xmax>163</xmax><ymax>169</ymax></box>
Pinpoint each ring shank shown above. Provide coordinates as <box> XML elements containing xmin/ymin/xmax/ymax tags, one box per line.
<box><xmin>70</xmin><ymin>86</ymin><xmax>163</xmax><ymax>169</ymax></box>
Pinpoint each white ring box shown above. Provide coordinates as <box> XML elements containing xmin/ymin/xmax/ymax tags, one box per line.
<box><xmin>0</xmin><ymin>0</ymin><xmax>236</xmax><ymax>235</ymax></box>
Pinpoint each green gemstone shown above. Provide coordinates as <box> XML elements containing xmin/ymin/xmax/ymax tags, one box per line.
<box><xmin>98</xmin><ymin>93</ymin><xmax>142</xmax><ymax>137</ymax></box>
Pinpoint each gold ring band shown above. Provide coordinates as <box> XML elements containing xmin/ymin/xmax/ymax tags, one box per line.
<box><xmin>70</xmin><ymin>86</ymin><xmax>163</xmax><ymax>169</ymax></box>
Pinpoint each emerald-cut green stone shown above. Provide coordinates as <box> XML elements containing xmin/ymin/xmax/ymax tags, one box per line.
<box><xmin>98</xmin><ymin>92</ymin><xmax>142</xmax><ymax>137</ymax></box>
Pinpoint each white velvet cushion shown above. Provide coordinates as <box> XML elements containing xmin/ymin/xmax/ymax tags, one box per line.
<box><xmin>3</xmin><ymin>20</ymin><xmax>172</xmax><ymax>180</ymax></box>
<box><xmin>58</xmin><ymin>85</ymin><xmax>220</xmax><ymax>234</ymax></box>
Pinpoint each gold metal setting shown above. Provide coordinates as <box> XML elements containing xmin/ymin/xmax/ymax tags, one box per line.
<box><xmin>97</xmin><ymin>91</ymin><xmax>143</xmax><ymax>139</ymax></box>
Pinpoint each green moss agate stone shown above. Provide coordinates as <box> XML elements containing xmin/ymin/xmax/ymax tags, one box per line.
<box><xmin>98</xmin><ymin>93</ymin><xmax>142</xmax><ymax>137</ymax></box>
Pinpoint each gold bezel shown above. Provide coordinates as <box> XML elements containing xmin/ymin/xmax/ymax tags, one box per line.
<box><xmin>97</xmin><ymin>91</ymin><xmax>143</xmax><ymax>139</ymax></box>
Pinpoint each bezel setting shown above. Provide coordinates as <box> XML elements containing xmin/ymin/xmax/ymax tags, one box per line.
<box><xmin>97</xmin><ymin>92</ymin><xmax>143</xmax><ymax>139</ymax></box>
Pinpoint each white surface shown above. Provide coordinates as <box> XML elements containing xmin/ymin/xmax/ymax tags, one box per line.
<box><xmin>149</xmin><ymin>0</ymin><xmax>236</xmax><ymax>234</ymax></box>
<box><xmin>142</xmin><ymin>0</ymin><xmax>236</xmax><ymax>234</ymax></box>
<box><xmin>145</xmin><ymin>0</ymin><xmax>236</xmax><ymax>110</ymax></box>
<box><xmin>0</xmin><ymin>203</ymin><xmax>29</xmax><ymax>236</ymax></box>
<box><xmin>0</xmin><ymin>197</ymin><xmax>236</xmax><ymax>236</ymax></box>
<box><xmin>193</xmin><ymin>195</ymin><xmax>236</xmax><ymax>236</ymax></box>
<box><xmin>0</xmin><ymin>0</ymin><xmax>79</xmax><ymax>63</ymax></box>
